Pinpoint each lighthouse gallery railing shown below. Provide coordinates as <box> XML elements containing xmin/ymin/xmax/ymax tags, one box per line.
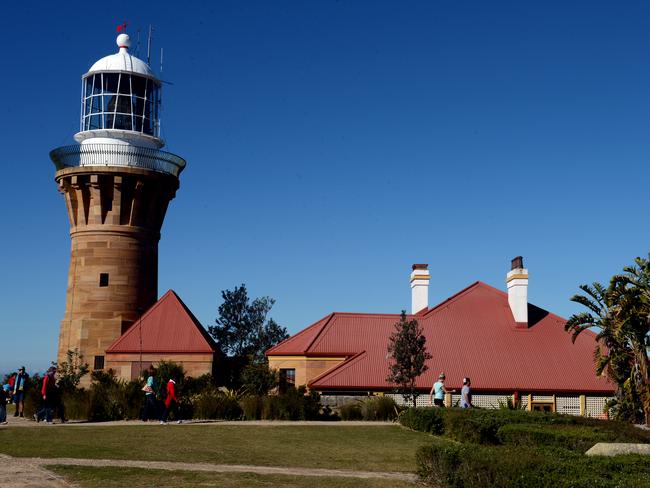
<box><xmin>50</xmin><ymin>144</ymin><xmax>186</xmax><ymax>178</ymax></box>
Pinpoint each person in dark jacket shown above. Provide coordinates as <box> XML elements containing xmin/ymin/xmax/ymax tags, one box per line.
<box><xmin>12</xmin><ymin>367</ymin><xmax>29</xmax><ymax>418</ymax></box>
<box><xmin>35</xmin><ymin>367</ymin><xmax>57</xmax><ymax>424</ymax></box>
<box><xmin>0</xmin><ymin>385</ymin><xmax>9</xmax><ymax>424</ymax></box>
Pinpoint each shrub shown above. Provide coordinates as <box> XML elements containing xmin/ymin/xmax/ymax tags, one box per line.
<box><xmin>340</xmin><ymin>402</ymin><xmax>363</xmax><ymax>421</ymax></box>
<box><xmin>123</xmin><ymin>380</ymin><xmax>145</xmax><ymax>420</ymax></box>
<box><xmin>416</xmin><ymin>439</ymin><xmax>650</xmax><ymax>487</ymax></box>
<box><xmin>192</xmin><ymin>388</ymin><xmax>241</xmax><ymax>420</ymax></box>
<box><xmin>88</xmin><ymin>370</ymin><xmax>128</xmax><ymax>421</ymax></box>
<box><xmin>361</xmin><ymin>396</ymin><xmax>399</xmax><ymax>421</ymax></box>
<box><xmin>443</xmin><ymin>409</ymin><xmax>506</xmax><ymax>444</ymax></box>
<box><xmin>61</xmin><ymin>389</ymin><xmax>90</xmax><ymax>420</ymax></box>
<box><xmin>262</xmin><ymin>394</ymin><xmax>281</xmax><ymax>420</ymax></box>
<box><xmin>240</xmin><ymin>395</ymin><xmax>263</xmax><ymax>420</ymax></box>
<box><xmin>496</xmin><ymin>424</ymin><xmax>612</xmax><ymax>453</ymax></box>
<box><xmin>399</xmin><ymin>407</ymin><xmax>444</xmax><ymax>435</ymax></box>
<box><xmin>242</xmin><ymin>363</ymin><xmax>278</xmax><ymax>396</ymax></box>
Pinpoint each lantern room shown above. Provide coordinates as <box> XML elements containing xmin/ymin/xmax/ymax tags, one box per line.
<box><xmin>74</xmin><ymin>33</ymin><xmax>163</xmax><ymax>148</ymax></box>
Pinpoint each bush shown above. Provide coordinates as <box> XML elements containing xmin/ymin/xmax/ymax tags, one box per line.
<box><xmin>401</xmin><ymin>407</ymin><xmax>650</xmax><ymax>446</ymax></box>
<box><xmin>192</xmin><ymin>388</ymin><xmax>241</xmax><ymax>420</ymax></box>
<box><xmin>123</xmin><ymin>380</ymin><xmax>145</xmax><ymax>420</ymax></box>
<box><xmin>416</xmin><ymin>439</ymin><xmax>650</xmax><ymax>487</ymax></box>
<box><xmin>360</xmin><ymin>396</ymin><xmax>399</xmax><ymax>421</ymax></box>
<box><xmin>88</xmin><ymin>370</ymin><xmax>129</xmax><ymax>421</ymax></box>
<box><xmin>242</xmin><ymin>363</ymin><xmax>278</xmax><ymax>396</ymax></box>
<box><xmin>443</xmin><ymin>409</ymin><xmax>505</xmax><ymax>444</ymax></box>
<box><xmin>399</xmin><ymin>407</ymin><xmax>444</xmax><ymax>435</ymax></box>
<box><xmin>61</xmin><ymin>389</ymin><xmax>90</xmax><ymax>420</ymax></box>
<box><xmin>496</xmin><ymin>424</ymin><xmax>612</xmax><ymax>453</ymax></box>
<box><xmin>240</xmin><ymin>395</ymin><xmax>263</xmax><ymax>420</ymax></box>
<box><xmin>340</xmin><ymin>402</ymin><xmax>363</xmax><ymax>421</ymax></box>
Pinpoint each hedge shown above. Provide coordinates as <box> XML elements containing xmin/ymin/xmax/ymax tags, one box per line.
<box><xmin>417</xmin><ymin>438</ymin><xmax>650</xmax><ymax>488</ymax></box>
<box><xmin>399</xmin><ymin>407</ymin><xmax>444</xmax><ymax>435</ymax></box>
<box><xmin>496</xmin><ymin>423</ymin><xmax>613</xmax><ymax>453</ymax></box>
<box><xmin>400</xmin><ymin>407</ymin><xmax>650</xmax><ymax>446</ymax></box>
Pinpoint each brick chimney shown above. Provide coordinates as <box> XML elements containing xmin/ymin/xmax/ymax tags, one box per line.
<box><xmin>410</xmin><ymin>264</ymin><xmax>430</xmax><ymax>314</ymax></box>
<box><xmin>506</xmin><ymin>256</ymin><xmax>528</xmax><ymax>325</ymax></box>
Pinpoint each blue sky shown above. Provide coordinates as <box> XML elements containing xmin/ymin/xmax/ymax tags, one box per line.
<box><xmin>1</xmin><ymin>1</ymin><xmax>649</xmax><ymax>375</ymax></box>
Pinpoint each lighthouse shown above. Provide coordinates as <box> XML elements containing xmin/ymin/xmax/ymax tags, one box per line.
<box><xmin>50</xmin><ymin>32</ymin><xmax>185</xmax><ymax>380</ymax></box>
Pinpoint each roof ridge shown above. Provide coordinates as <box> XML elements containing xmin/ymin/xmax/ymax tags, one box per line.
<box><xmin>169</xmin><ymin>290</ymin><xmax>218</xmax><ymax>350</ymax></box>
<box><xmin>266</xmin><ymin>313</ymin><xmax>333</xmax><ymax>355</ymax></box>
<box><xmin>308</xmin><ymin>350</ymin><xmax>366</xmax><ymax>387</ymax></box>
<box><xmin>421</xmin><ymin>281</ymin><xmax>482</xmax><ymax>317</ymax></box>
<box><xmin>105</xmin><ymin>289</ymin><xmax>216</xmax><ymax>353</ymax></box>
<box><xmin>305</xmin><ymin>313</ymin><xmax>336</xmax><ymax>352</ymax></box>
<box><xmin>106</xmin><ymin>289</ymin><xmax>176</xmax><ymax>352</ymax></box>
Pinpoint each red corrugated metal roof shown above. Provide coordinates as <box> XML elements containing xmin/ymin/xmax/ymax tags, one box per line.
<box><xmin>269</xmin><ymin>282</ymin><xmax>614</xmax><ymax>394</ymax></box>
<box><xmin>106</xmin><ymin>290</ymin><xmax>217</xmax><ymax>354</ymax></box>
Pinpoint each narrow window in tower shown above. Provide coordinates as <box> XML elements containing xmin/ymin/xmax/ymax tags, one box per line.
<box><xmin>99</xmin><ymin>273</ymin><xmax>109</xmax><ymax>287</ymax></box>
<box><xmin>94</xmin><ymin>355</ymin><xmax>105</xmax><ymax>370</ymax></box>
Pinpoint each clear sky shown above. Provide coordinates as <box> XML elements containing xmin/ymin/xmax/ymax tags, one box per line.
<box><xmin>1</xmin><ymin>1</ymin><xmax>648</xmax><ymax>375</ymax></box>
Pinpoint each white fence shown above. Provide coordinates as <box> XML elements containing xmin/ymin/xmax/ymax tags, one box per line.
<box><xmin>383</xmin><ymin>393</ymin><xmax>611</xmax><ymax>417</ymax></box>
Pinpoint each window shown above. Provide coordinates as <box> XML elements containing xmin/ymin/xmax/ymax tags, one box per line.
<box><xmin>531</xmin><ymin>401</ymin><xmax>555</xmax><ymax>413</ymax></box>
<box><xmin>99</xmin><ymin>273</ymin><xmax>109</xmax><ymax>287</ymax></box>
<box><xmin>94</xmin><ymin>355</ymin><xmax>105</xmax><ymax>370</ymax></box>
<box><xmin>80</xmin><ymin>73</ymin><xmax>161</xmax><ymax>137</ymax></box>
<box><xmin>279</xmin><ymin>368</ymin><xmax>296</xmax><ymax>393</ymax></box>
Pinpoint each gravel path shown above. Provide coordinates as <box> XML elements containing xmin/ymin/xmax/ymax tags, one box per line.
<box><xmin>0</xmin><ymin>454</ymin><xmax>416</xmax><ymax>485</ymax></box>
<box><xmin>0</xmin><ymin>455</ymin><xmax>70</xmax><ymax>488</ymax></box>
<box><xmin>1</xmin><ymin>416</ymin><xmax>394</xmax><ymax>428</ymax></box>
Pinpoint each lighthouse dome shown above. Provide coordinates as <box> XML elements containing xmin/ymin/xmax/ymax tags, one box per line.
<box><xmin>87</xmin><ymin>34</ymin><xmax>156</xmax><ymax>78</ymax></box>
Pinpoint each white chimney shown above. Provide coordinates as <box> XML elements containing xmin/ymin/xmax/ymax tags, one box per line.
<box><xmin>410</xmin><ymin>264</ymin><xmax>430</xmax><ymax>314</ymax></box>
<box><xmin>506</xmin><ymin>256</ymin><xmax>528</xmax><ymax>325</ymax></box>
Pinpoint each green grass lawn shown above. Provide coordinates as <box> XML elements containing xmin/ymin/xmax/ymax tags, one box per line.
<box><xmin>0</xmin><ymin>424</ymin><xmax>430</xmax><ymax>473</ymax></box>
<box><xmin>49</xmin><ymin>466</ymin><xmax>416</xmax><ymax>488</ymax></box>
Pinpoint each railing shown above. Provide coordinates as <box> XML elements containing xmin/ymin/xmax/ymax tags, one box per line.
<box><xmin>50</xmin><ymin>144</ymin><xmax>186</xmax><ymax>178</ymax></box>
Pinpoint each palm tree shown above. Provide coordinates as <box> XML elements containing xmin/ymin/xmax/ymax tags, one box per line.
<box><xmin>565</xmin><ymin>283</ymin><xmax>632</xmax><ymax>386</ymax></box>
<box><xmin>611</xmin><ymin>255</ymin><xmax>650</xmax><ymax>425</ymax></box>
<box><xmin>566</xmin><ymin>256</ymin><xmax>650</xmax><ymax>425</ymax></box>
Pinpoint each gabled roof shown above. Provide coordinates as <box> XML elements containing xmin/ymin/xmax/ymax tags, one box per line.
<box><xmin>106</xmin><ymin>290</ymin><xmax>217</xmax><ymax>354</ymax></box>
<box><xmin>269</xmin><ymin>281</ymin><xmax>613</xmax><ymax>394</ymax></box>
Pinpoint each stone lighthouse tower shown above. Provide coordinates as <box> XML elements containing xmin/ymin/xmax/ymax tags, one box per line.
<box><xmin>50</xmin><ymin>32</ymin><xmax>186</xmax><ymax>377</ymax></box>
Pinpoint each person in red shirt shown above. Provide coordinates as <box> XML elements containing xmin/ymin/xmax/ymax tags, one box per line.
<box><xmin>160</xmin><ymin>378</ymin><xmax>181</xmax><ymax>424</ymax></box>
<box><xmin>35</xmin><ymin>367</ymin><xmax>57</xmax><ymax>424</ymax></box>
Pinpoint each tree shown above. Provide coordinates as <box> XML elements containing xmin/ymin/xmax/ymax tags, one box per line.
<box><xmin>386</xmin><ymin>311</ymin><xmax>432</xmax><ymax>408</ymax></box>
<box><xmin>611</xmin><ymin>255</ymin><xmax>650</xmax><ymax>425</ymax></box>
<box><xmin>566</xmin><ymin>255</ymin><xmax>650</xmax><ymax>425</ymax></box>
<box><xmin>209</xmin><ymin>284</ymin><xmax>289</xmax><ymax>387</ymax></box>
<box><xmin>55</xmin><ymin>349</ymin><xmax>89</xmax><ymax>392</ymax></box>
<box><xmin>241</xmin><ymin>362</ymin><xmax>278</xmax><ymax>395</ymax></box>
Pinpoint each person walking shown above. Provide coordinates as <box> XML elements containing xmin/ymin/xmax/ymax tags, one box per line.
<box><xmin>12</xmin><ymin>367</ymin><xmax>29</xmax><ymax>418</ymax></box>
<box><xmin>429</xmin><ymin>372</ymin><xmax>455</xmax><ymax>407</ymax></box>
<box><xmin>35</xmin><ymin>367</ymin><xmax>57</xmax><ymax>424</ymax></box>
<box><xmin>461</xmin><ymin>377</ymin><xmax>473</xmax><ymax>408</ymax></box>
<box><xmin>160</xmin><ymin>378</ymin><xmax>181</xmax><ymax>424</ymax></box>
<box><xmin>142</xmin><ymin>366</ymin><xmax>157</xmax><ymax>421</ymax></box>
<box><xmin>0</xmin><ymin>384</ymin><xmax>9</xmax><ymax>425</ymax></box>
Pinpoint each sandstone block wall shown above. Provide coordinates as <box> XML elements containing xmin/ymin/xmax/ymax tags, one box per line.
<box><xmin>55</xmin><ymin>166</ymin><xmax>178</xmax><ymax>383</ymax></box>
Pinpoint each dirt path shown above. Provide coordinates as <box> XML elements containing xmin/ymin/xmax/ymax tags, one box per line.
<box><xmin>0</xmin><ymin>455</ymin><xmax>417</xmax><ymax>485</ymax></box>
<box><xmin>0</xmin><ymin>455</ymin><xmax>70</xmax><ymax>488</ymax></box>
<box><xmin>2</xmin><ymin>416</ymin><xmax>395</xmax><ymax>428</ymax></box>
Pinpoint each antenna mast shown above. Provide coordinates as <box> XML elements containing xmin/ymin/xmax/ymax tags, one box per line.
<box><xmin>136</xmin><ymin>29</ymin><xmax>141</xmax><ymax>58</ymax></box>
<box><xmin>160</xmin><ymin>48</ymin><xmax>164</xmax><ymax>74</ymax></box>
<box><xmin>146</xmin><ymin>25</ymin><xmax>154</xmax><ymax>66</ymax></box>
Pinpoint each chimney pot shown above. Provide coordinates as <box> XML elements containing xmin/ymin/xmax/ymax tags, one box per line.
<box><xmin>412</xmin><ymin>263</ymin><xmax>429</xmax><ymax>271</ymax></box>
<box><xmin>511</xmin><ymin>256</ymin><xmax>524</xmax><ymax>270</ymax></box>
